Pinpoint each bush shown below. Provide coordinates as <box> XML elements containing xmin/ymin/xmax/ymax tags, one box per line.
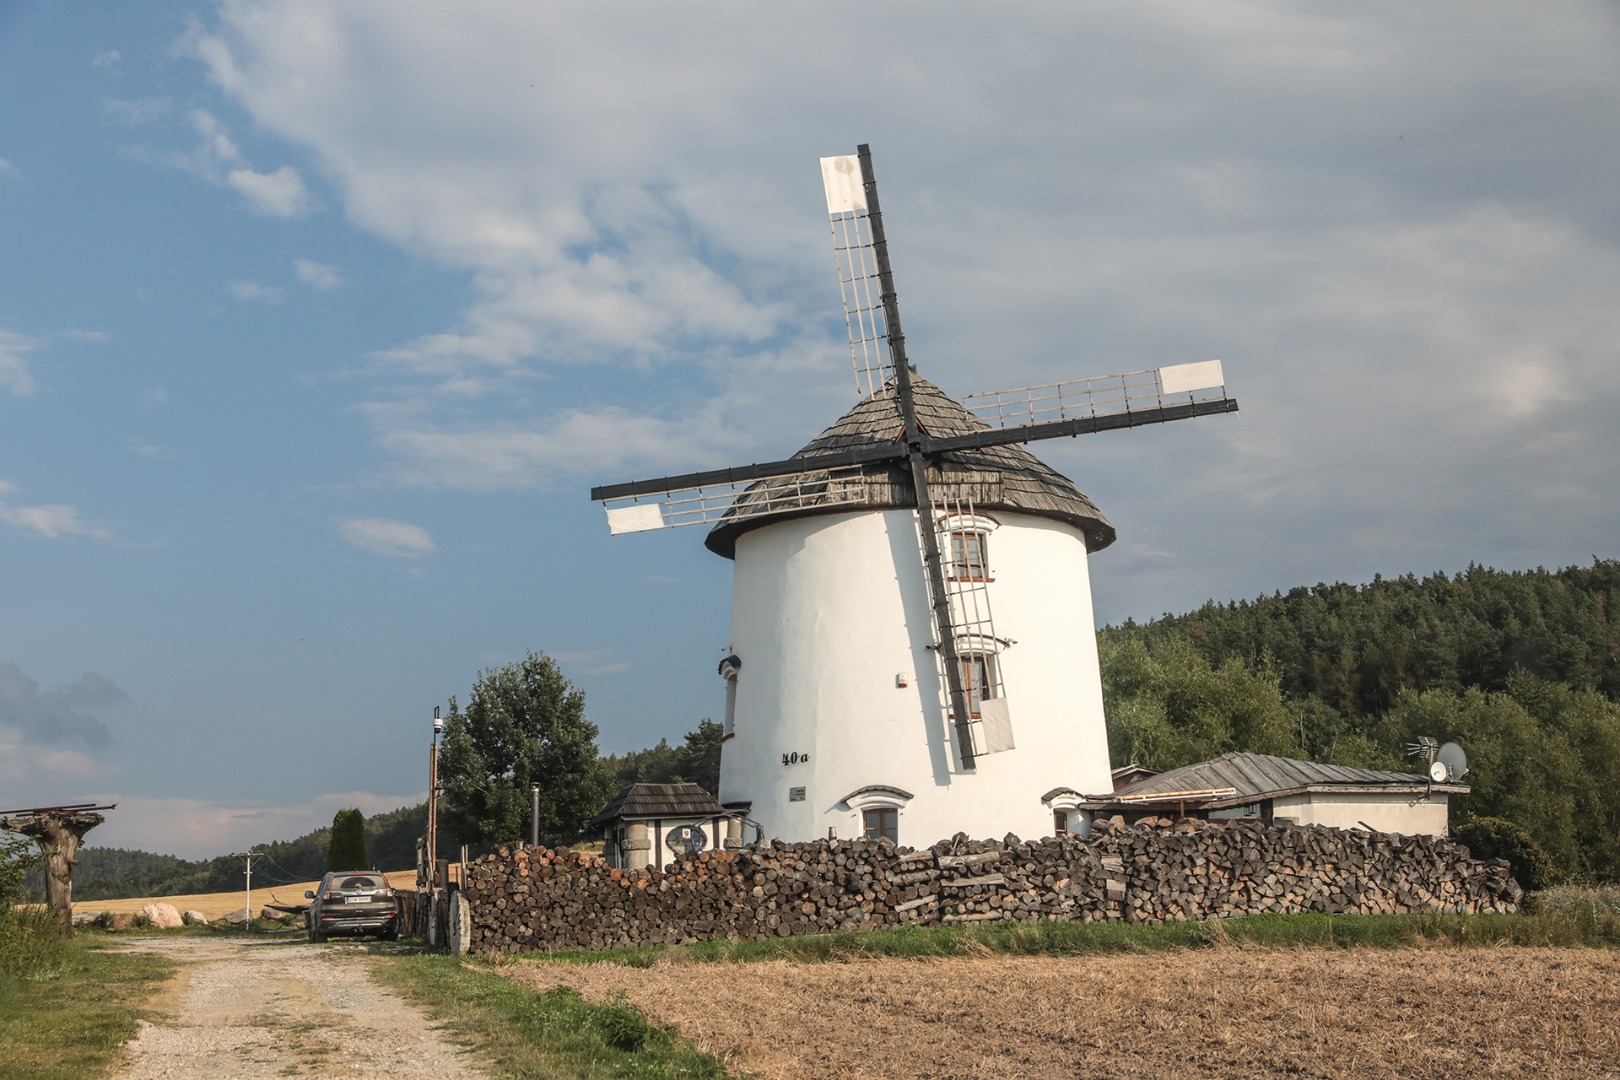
<box><xmin>0</xmin><ymin>836</ymin><xmax>35</xmax><ymax>909</ymax></box>
<box><xmin>1453</xmin><ymin>816</ymin><xmax>1557</xmax><ymax>892</ymax></box>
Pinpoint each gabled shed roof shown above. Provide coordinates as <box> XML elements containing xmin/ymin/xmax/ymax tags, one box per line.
<box><xmin>1102</xmin><ymin>751</ymin><xmax>1466</xmax><ymax>810</ymax></box>
<box><xmin>705</xmin><ymin>374</ymin><xmax>1115</xmax><ymax>558</ymax></box>
<box><xmin>591</xmin><ymin>782</ymin><xmax>726</xmax><ymax>827</ymax></box>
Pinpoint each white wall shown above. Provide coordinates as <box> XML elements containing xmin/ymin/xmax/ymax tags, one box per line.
<box><xmin>716</xmin><ymin>507</ymin><xmax>1115</xmax><ymax>846</ymax></box>
<box><xmin>1273</xmin><ymin>792</ymin><xmax>1452</xmax><ymax>836</ymax></box>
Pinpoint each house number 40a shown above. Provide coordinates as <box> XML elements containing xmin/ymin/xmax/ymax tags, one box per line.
<box><xmin>781</xmin><ymin>751</ymin><xmax>810</xmax><ymax>766</ymax></box>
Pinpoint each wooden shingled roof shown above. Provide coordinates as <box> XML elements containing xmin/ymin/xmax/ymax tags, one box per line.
<box><xmin>704</xmin><ymin>374</ymin><xmax>1116</xmax><ymax>558</ymax></box>
<box><xmin>591</xmin><ymin>782</ymin><xmax>726</xmax><ymax>826</ymax></box>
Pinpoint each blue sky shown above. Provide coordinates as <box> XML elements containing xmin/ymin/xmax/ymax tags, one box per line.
<box><xmin>3</xmin><ymin>2</ymin><xmax>1618</xmax><ymax>858</ymax></box>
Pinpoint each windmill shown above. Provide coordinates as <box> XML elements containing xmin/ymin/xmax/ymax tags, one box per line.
<box><xmin>591</xmin><ymin>145</ymin><xmax>1237</xmax><ymax>845</ymax></box>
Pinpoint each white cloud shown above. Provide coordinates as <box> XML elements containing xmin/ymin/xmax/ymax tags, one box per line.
<box><xmin>0</xmin><ymin>329</ymin><xmax>37</xmax><ymax>395</ymax></box>
<box><xmin>551</xmin><ymin>649</ymin><xmax>632</xmax><ymax>676</ymax></box>
<box><xmin>294</xmin><ymin>258</ymin><xmax>343</xmax><ymax>290</ymax></box>
<box><xmin>103</xmin><ymin>97</ymin><xmax>172</xmax><ymax>126</ymax></box>
<box><xmin>0</xmin><ymin>497</ymin><xmax>112</xmax><ymax>541</ymax></box>
<box><xmin>0</xmin><ymin>158</ymin><xmax>17</xmax><ymax>178</ymax></box>
<box><xmin>228</xmin><ymin>279</ymin><xmax>283</xmax><ymax>304</ymax></box>
<box><xmin>0</xmin><ymin>732</ymin><xmax>116</xmax><ymax>787</ymax></box>
<box><xmin>148</xmin><ymin>109</ymin><xmax>315</xmax><ymax>218</ymax></box>
<box><xmin>181</xmin><ymin>2</ymin><xmax>1620</xmax><ymax>618</ymax></box>
<box><xmin>337</xmin><ymin>516</ymin><xmax>436</xmax><ymax>557</ymax></box>
<box><xmin>92</xmin><ymin>49</ymin><xmax>122</xmax><ymax>69</ymax></box>
<box><xmin>228</xmin><ymin>164</ymin><xmax>313</xmax><ymax>217</ymax></box>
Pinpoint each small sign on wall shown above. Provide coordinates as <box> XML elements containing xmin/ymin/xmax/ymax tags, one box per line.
<box><xmin>789</xmin><ymin>786</ymin><xmax>807</xmax><ymax>802</ymax></box>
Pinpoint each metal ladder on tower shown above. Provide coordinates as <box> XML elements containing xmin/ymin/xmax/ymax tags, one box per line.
<box><xmin>921</xmin><ymin>490</ymin><xmax>1015</xmax><ymax>761</ymax></box>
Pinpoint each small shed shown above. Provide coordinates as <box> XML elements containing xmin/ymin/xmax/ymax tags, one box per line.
<box><xmin>1084</xmin><ymin>752</ymin><xmax>1467</xmax><ymax>836</ymax></box>
<box><xmin>592</xmin><ymin>782</ymin><xmax>734</xmax><ymax>870</ymax></box>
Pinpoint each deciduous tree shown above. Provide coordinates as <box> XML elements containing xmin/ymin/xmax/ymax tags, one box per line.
<box><xmin>438</xmin><ymin>651</ymin><xmax>613</xmax><ymax>847</ymax></box>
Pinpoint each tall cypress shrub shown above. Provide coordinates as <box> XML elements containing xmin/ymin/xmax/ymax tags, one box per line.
<box><xmin>326</xmin><ymin>809</ymin><xmax>368</xmax><ymax>872</ymax></box>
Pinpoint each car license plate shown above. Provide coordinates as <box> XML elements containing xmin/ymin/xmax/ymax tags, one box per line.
<box><xmin>345</xmin><ymin>895</ymin><xmax>371</xmax><ymax>904</ymax></box>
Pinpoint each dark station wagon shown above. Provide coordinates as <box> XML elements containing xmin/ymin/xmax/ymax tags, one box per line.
<box><xmin>305</xmin><ymin>870</ymin><xmax>400</xmax><ymax>942</ymax></box>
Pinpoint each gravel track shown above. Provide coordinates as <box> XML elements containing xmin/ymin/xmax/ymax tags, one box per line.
<box><xmin>114</xmin><ymin>937</ymin><xmax>484</xmax><ymax>1079</ymax></box>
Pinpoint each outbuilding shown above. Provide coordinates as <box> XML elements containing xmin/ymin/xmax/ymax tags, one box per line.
<box><xmin>592</xmin><ymin>782</ymin><xmax>736</xmax><ymax>870</ymax></box>
<box><xmin>1084</xmin><ymin>751</ymin><xmax>1467</xmax><ymax>836</ymax></box>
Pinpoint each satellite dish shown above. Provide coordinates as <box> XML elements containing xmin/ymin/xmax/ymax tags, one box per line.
<box><xmin>1436</xmin><ymin>742</ymin><xmax>1468</xmax><ymax>781</ymax></box>
<box><xmin>1428</xmin><ymin>760</ymin><xmax>1449</xmax><ymax>783</ymax></box>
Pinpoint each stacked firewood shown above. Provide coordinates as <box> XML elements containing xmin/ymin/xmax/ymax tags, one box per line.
<box><xmin>461</xmin><ymin>817</ymin><xmax>1522</xmax><ymax>955</ymax></box>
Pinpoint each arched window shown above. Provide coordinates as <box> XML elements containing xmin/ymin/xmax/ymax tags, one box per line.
<box><xmin>840</xmin><ymin>785</ymin><xmax>913</xmax><ymax>846</ymax></box>
<box><xmin>937</xmin><ymin>510</ymin><xmax>998</xmax><ymax>582</ymax></box>
<box><xmin>947</xmin><ymin>529</ymin><xmax>988</xmax><ymax>580</ymax></box>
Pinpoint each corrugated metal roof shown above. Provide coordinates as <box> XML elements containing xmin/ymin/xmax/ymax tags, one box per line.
<box><xmin>705</xmin><ymin>375</ymin><xmax>1115</xmax><ymax>558</ymax></box>
<box><xmin>1113</xmin><ymin>752</ymin><xmax>1439</xmax><ymax>801</ymax></box>
<box><xmin>591</xmin><ymin>782</ymin><xmax>726</xmax><ymax>826</ymax></box>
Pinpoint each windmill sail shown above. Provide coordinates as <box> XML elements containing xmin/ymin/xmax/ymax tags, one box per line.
<box><xmin>602</xmin><ymin>464</ymin><xmax>876</xmax><ymax>533</ymax></box>
<box><xmin>822</xmin><ymin>154</ymin><xmax>894</xmax><ymax>401</ymax></box>
<box><xmin>960</xmin><ymin>360</ymin><xmax>1228</xmax><ymax>431</ymax></box>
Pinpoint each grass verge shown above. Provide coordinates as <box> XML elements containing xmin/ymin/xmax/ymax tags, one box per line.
<box><xmin>0</xmin><ymin>934</ymin><xmax>176</xmax><ymax>1080</ymax></box>
<box><xmin>520</xmin><ymin>909</ymin><xmax>1620</xmax><ymax>968</ymax></box>
<box><xmin>374</xmin><ymin>952</ymin><xmax>740</xmax><ymax>1079</ymax></box>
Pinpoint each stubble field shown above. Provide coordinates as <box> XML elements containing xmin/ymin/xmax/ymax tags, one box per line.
<box><xmin>499</xmin><ymin>946</ymin><xmax>1620</xmax><ymax>1078</ymax></box>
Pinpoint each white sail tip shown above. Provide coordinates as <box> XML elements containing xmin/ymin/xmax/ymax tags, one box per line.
<box><xmin>820</xmin><ymin>155</ymin><xmax>866</xmax><ymax>215</ymax></box>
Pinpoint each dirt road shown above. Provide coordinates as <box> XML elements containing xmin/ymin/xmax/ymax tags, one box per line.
<box><xmin>114</xmin><ymin>936</ymin><xmax>483</xmax><ymax>1079</ymax></box>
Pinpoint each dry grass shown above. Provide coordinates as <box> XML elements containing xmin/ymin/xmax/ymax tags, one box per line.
<box><xmin>71</xmin><ymin>870</ymin><xmax>417</xmax><ymax>919</ymax></box>
<box><xmin>497</xmin><ymin>947</ymin><xmax>1620</xmax><ymax>1079</ymax></box>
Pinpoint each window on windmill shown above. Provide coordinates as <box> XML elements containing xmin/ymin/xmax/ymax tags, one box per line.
<box><xmin>862</xmin><ymin>807</ymin><xmax>898</xmax><ymax>844</ymax></box>
<box><xmin>957</xmin><ymin>652</ymin><xmax>994</xmax><ymax>718</ymax></box>
<box><xmin>1054</xmin><ymin>809</ymin><xmax>1069</xmax><ymax>837</ymax></box>
<box><xmin>947</xmin><ymin>530</ymin><xmax>989</xmax><ymax>580</ymax></box>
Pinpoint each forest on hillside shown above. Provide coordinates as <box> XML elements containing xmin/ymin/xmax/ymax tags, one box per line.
<box><xmin>1098</xmin><ymin>559</ymin><xmax>1620</xmax><ymax>882</ymax></box>
<box><xmin>41</xmin><ymin>560</ymin><xmax>1620</xmax><ymax>899</ymax></box>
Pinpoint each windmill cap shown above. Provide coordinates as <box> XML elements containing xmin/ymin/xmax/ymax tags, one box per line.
<box><xmin>704</xmin><ymin>374</ymin><xmax>1115</xmax><ymax>559</ymax></box>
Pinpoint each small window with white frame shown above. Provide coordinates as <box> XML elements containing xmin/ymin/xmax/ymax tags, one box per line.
<box><xmin>947</xmin><ymin>529</ymin><xmax>989</xmax><ymax>581</ymax></box>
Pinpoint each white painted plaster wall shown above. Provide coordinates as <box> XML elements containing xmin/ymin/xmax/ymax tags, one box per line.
<box><xmin>1273</xmin><ymin>792</ymin><xmax>1451</xmax><ymax>836</ymax></box>
<box><xmin>716</xmin><ymin>507</ymin><xmax>1114</xmax><ymax>846</ymax></box>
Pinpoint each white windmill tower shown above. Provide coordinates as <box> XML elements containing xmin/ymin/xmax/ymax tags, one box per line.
<box><xmin>592</xmin><ymin>146</ymin><xmax>1237</xmax><ymax>847</ymax></box>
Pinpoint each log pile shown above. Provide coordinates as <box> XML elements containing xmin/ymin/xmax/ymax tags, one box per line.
<box><xmin>462</xmin><ymin>816</ymin><xmax>1522</xmax><ymax>955</ymax></box>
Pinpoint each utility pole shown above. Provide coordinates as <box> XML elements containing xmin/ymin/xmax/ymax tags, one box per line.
<box><xmin>428</xmin><ymin>707</ymin><xmax>443</xmax><ymax>889</ymax></box>
<box><xmin>530</xmin><ymin>783</ymin><xmax>540</xmax><ymax>848</ymax></box>
<box><xmin>230</xmin><ymin>850</ymin><xmax>263</xmax><ymax>932</ymax></box>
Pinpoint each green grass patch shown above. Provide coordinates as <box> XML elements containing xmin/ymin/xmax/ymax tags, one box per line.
<box><xmin>0</xmin><ymin>934</ymin><xmax>176</xmax><ymax>1080</ymax></box>
<box><xmin>374</xmin><ymin>952</ymin><xmax>740</xmax><ymax>1079</ymax></box>
<box><xmin>518</xmin><ymin>909</ymin><xmax>1620</xmax><ymax>968</ymax></box>
<box><xmin>0</xmin><ymin>906</ymin><xmax>71</xmax><ymax>983</ymax></box>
